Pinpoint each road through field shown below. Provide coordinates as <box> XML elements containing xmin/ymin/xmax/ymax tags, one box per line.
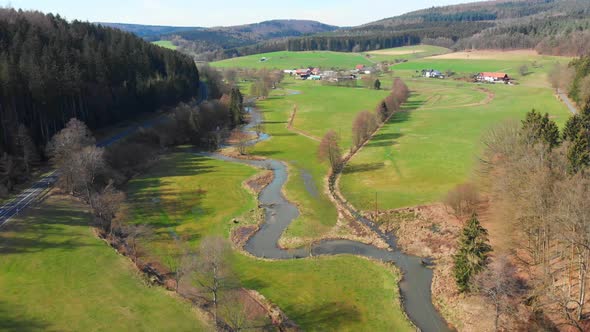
<box><xmin>204</xmin><ymin>105</ymin><xmax>451</xmax><ymax>332</ymax></box>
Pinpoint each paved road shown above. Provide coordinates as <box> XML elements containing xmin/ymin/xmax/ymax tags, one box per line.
<box><xmin>0</xmin><ymin>81</ymin><xmax>208</xmax><ymax>228</ymax></box>
<box><xmin>558</xmin><ymin>88</ymin><xmax>578</xmax><ymax>114</ymax></box>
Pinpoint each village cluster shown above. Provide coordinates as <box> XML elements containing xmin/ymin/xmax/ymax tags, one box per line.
<box><xmin>421</xmin><ymin>68</ymin><xmax>512</xmax><ymax>84</ymax></box>
<box><xmin>282</xmin><ymin>64</ymin><xmax>376</xmax><ymax>82</ymax></box>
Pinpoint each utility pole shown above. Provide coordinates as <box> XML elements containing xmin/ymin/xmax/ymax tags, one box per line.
<box><xmin>374</xmin><ymin>191</ymin><xmax>378</xmax><ymax>222</ymax></box>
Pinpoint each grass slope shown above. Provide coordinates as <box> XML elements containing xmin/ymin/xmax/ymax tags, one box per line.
<box><xmin>212</xmin><ymin>45</ymin><xmax>450</xmax><ymax>70</ymax></box>
<box><xmin>212</xmin><ymin>51</ymin><xmax>374</xmax><ymax>69</ymax></box>
<box><xmin>0</xmin><ymin>196</ymin><xmax>209</xmax><ymax>332</ymax></box>
<box><xmin>365</xmin><ymin>45</ymin><xmax>450</xmax><ymax>63</ymax></box>
<box><xmin>125</xmin><ymin>151</ymin><xmax>413</xmax><ymax>331</ymax></box>
<box><xmin>340</xmin><ymin>78</ymin><xmax>570</xmax><ymax>211</ymax></box>
<box><xmin>152</xmin><ymin>40</ymin><xmax>177</xmax><ymax>50</ymax></box>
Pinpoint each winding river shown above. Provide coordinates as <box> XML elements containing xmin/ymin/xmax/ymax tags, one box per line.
<box><xmin>203</xmin><ymin>103</ymin><xmax>450</xmax><ymax>331</ymax></box>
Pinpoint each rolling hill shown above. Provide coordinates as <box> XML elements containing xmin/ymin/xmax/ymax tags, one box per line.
<box><xmin>104</xmin><ymin>0</ymin><xmax>590</xmax><ymax>61</ymax></box>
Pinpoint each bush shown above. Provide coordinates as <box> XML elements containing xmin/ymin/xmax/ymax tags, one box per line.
<box><xmin>444</xmin><ymin>183</ymin><xmax>480</xmax><ymax>217</ymax></box>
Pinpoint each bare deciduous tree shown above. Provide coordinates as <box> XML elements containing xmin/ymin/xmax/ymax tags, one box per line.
<box><xmin>194</xmin><ymin>236</ymin><xmax>236</xmax><ymax>327</ymax></box>
<box><xmin>474</xmin><ymin>256</ymin><xmax>523</xmax><ymax>331</ymax></box>
<box><xmin>91</xmin><ymin>181</ymin><xmax>125</xmax><ymax>235</ymax></box>
<box><xmin>444</xmin><ymin>183</ymin><xmax>480</xmax><ymax>217</ymax></box>
<box><xmin>318</xmin><ymin>130</ymin><xmax>342</xmax><ymax>170</ymax></box>
<box><xmin>124</xmin><ymin>224</ymin><xmax>154</xmax><ymax>263</ymax></box>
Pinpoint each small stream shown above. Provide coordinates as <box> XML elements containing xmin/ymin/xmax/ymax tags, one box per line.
<box><xmin>202</xmin><ymin>104</ymin><xmax>450</xmax><ymax>331</ymax></box>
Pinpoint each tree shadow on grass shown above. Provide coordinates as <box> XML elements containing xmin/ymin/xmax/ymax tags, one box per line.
<box><xmin>289</xmin><ymin>302</ymin><xmax>362</xmax><ymax>330</ymax></box>
<box><xmin>0</xmin><ymin>301</ymin><xmax>49</xmax><ymax>332</ymax></box>
<box><xmin>0</xmin><ymin>204</ymin><xmax>96</xmax><ymax>256</ymax></box>
<box><xmin>342</xmin><ymin>162</ymin><xmax>385</xmax><ymax>175</ymax></box>
<box><xmin>262</xmin><ymin>121</ymin><xmax>288</xmax><ymax>125</ymax></box>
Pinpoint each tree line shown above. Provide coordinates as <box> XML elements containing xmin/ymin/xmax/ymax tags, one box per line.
<box><xmin>38</xmin><ymin>69</ymin><xmax>253</xmax><ymax>328</ymax></box>
<box><xmin>445</xmin><ymin>106</ymin><xmax>590</xmax><ymax>330</ymax></box>
<box><xmin>0</xmin><ymin>8</ymin><xmax>201</xmax><ymax>197</ymax></box>
<box><xmin>318</xmin><ymin>78</ymin><xmax>410</xmax><ymax>171</ymax></box>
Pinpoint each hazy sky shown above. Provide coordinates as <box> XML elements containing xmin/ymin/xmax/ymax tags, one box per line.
<box><xmin>7</xmin><ymin>0</ymin><xmax>481</xmax><ymax>27</ymax></box>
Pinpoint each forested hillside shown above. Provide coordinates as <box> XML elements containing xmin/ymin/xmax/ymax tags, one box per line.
<box><xmin>0</xmin><ymin>9</ymin><xmax>201</xmax><ymax>195</ymax></box>
<box><xmin>0</xmin><ymin>9</ymin><xmax>200</xmax><ymax>149</ymax></box>
<box><xmin>155</xmin><ymin>20</ymin><xmax>339</xmax><ymax>61</ymax></box>
<box><xmin>98</xmin><ymin>22</ymin><xmax>200</xmax><ymax>40</ymax></box>
<box><xmin>165</xmin><ymin>0</ymin><xmax>590</xmax><ymax>61</ymax></box>
<box><xmin>281</xmin><ymin>0</ymin><xmax>590</xmax><ymax>55</ymax></box>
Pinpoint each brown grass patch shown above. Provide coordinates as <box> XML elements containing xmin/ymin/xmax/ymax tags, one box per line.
<box><xmin>430</xmin><ymin>49</ymin><xmax>539</xmax><ymax>60</ymax></box>
<box><xmin>367</xmin><ymin>49</ymin><xmax>427</xmax><ymax>56</ymax></box>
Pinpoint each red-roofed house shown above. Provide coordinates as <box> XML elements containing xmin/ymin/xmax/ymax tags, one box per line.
<box><xmin>477</xmin><ymin>72</ymin><xmax>509</xmax><ymax>83</ymax></box>
<box><xmin>355</xmin><ymin>64</ymin><xmax>365</xmax><ymax>71</ymax></box>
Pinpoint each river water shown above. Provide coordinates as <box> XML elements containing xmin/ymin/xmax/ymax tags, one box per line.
<box><xmin>203</xmin><ymin>104</ymin><xmax>451</xmax><ymax>331</ymax></box>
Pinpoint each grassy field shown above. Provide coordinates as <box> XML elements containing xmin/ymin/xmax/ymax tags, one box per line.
<box><xmin>125</xmin><ymin>150</ymin><xmax>413</xmax><ymax>331</ymax></box>
<box><xmin>212</xmin><ymin>51</ymin><xmax>374</xmax><ymax>69</ymax></box>
<box><xmin>391</xmin><ymin>51</ymin><xmax>571</xmax><ymax>87</ymax></box>
<box><xmin>244</xmin><ymin>80</ymin><xmax>389</xmax><ymax>241</ymax></box>
<box><xmin>0</xmin><ymin>195</ymin><xmax>210</xmax><ymax>331</ymax></box>
<box><xmin>152</xmin><ymin>40</ymin><xmax>177</xmax><ymax>50</ymax></box>
<box><xmin>339</xmin><ymin>78</ymin><xmax>571</xmax><ymax>211</ymax></box>
<box><xmin>365</xmin><ymin>45</ymin><xmax>450</xmax><ymax>63</ymax></box>
<box><xmin>212</xmin><ymin>45</ymin><xmax>450</xmax><ymax>70</ymax></box>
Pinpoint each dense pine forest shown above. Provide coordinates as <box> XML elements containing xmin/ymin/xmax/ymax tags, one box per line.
<box><xmin>0</xmin><ymin>8</ymin><xmax>200</xmax><ymax>157</ymax></box>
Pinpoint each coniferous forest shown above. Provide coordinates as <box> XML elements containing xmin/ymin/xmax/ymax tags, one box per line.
<box><xmin>0</xmin><ymin>8</ymin><xmax>200</xmax><ymax>155</ymax></box>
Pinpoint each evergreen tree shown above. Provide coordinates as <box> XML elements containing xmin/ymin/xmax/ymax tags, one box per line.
<box><xmin>454</xmin><ymin>214</ymin><xmax>492</xmax><ymax>292</ymax></box>
<box><xmin>563</xmin><ymin>114</ymin><xmax>583</xmax><ymax>142</ymax></box>
<box><xmin>521</xmin><ymin>110</ymin><xmax>560</xmax><ymax>148</ymax></box>
<box><xmin>567</xmin><ymin>131</ymin><xmax>590</xmax><ymax>174</ymax></box>
<box><xmin>373</xmin><ymin>79</ymin><xmax>381</xmax><ymax>90</ymax></box>
<box><xmin>228</xmin><ymin>87</ymin><xmax>244</xmax><ymax>127</ymax></box>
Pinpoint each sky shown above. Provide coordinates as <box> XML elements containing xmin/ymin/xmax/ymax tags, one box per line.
<box><xmin>7</xmin><ymin>0</ymin><xmax>481</xmax><ymax>27</ymax></box>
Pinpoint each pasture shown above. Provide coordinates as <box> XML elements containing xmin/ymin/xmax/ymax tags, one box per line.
<box><xmin>0</xmin><ymin>196</ymin><xmax>210</xmax><ymax>331</ymax></box>
<box><xmin>124</xmin><ymin>150</ymin><xmax>413</xmax><ymax>331</ymax></box>
<box><xmin>339</xmin><ymin>78</ymin><xmax>571</xmax><ymax>211</ymax></box>
<box><xmin>152</xmin><ymin>40</ymin><xmax>177</xmax><ymax>50</ymax></box>
<box><xmin>245</xmin><ymin>80</ymin><xmax>389</xmax><ymax>242</ymax></box>
<box><xmin>212</xmin><ymin>45</ymin><xmax>450</xmax><ymax>70</ymax></box>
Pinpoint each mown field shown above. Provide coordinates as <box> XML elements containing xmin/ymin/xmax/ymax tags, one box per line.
<box><xmin>152</xmin><ymin>40</ymin><xmax>177</xmax><ymax>50</ymax></box>
<box><xmin>0</xmin><ymin>196</ymin><xmax>210</xmax><ymax>331</ymax></box>
<box><xmin>212</xmin><ymin>45</ymin><xmax>446</xmax><ymax>70</ymax></box>
<box><xmin>125</xmin><ymin>151</ymin><xmax>413</xmax><ymax>331</ymax></box>
<box><xmin>339</xmin><ymin>77</ymin><xmax>571</xmax><ymax>211</ymax></box>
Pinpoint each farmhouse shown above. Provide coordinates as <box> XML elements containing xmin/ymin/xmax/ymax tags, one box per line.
<box><xmin>421</xmin><ymin>69</ymin><xmax>445</xmax><ymax>79</ymax></box>
<box><xmin>477</xmin><ymin>72</ymin><xmax>509</xmax><ymax>83</ymax></box>
<box><xmin>295</xmin><ymin>68</ymin><xmax>311</xmax><ymax>79</ymax></box>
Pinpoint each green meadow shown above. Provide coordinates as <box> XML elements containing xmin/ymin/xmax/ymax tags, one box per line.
<box><xmin>340</xmin><ymin>78</ymin><xmax>570</xmax><ymax>211</ymax></box>
<box><xmin>125</xmin><ymin>150</ymin><xmax>413</xmax><ymax>331</ymax></box>
<box><xmin>0</xmin><ymin>196</ymin><xmax>210</xmax><ymax>331</ymax></box>
<box><xmin>152</xmin><ymin>40</ymin><xmax>177</xmax><ymax>50</ymax></box>
<box><xmin>212</xmin><ymin>51</ymin><xmax>374</xmax><ymax>69</ymax></box>
<box><xmin>212</xmin><ymin>45</ymin><xmax>450</xmax><ymax>70</ymax></box>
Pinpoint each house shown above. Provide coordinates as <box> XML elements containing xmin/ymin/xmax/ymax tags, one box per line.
<box><xmin>283</xmin><ymin>69</ymin><xmax>296</xmax><ymax>75</ymax></box>
<box><xmin>311</xmin><ymin>68</ymin><xmax>321</xmax><ymax>75</ymax></box>
<box><xmin>421</xmin><ymin>69</ymin><xmax>445</xmax><ymax>79</ymax></box>
<box><xmin>295</xmin><ymin>68</ymin><xmax>311</xmax><ymax>76</ymax></box>
<box><xmin>310</xmin><ymin>75</ymin><xmax>322</xmax><ymax>80</ymax></box>
<box><xmin>477</xmin><ymin>72</ymin><xmax>509</xmax><ymax>83</ymax></box>
<box><xmin>355</xmin><ymin>64</ymin><xmax>365</xmax><ymax>71</ymax></box>
<box><xmin>294</xmin><ymin>68</ymin><xmax>311</xmax><ymax>79</ymax></box>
